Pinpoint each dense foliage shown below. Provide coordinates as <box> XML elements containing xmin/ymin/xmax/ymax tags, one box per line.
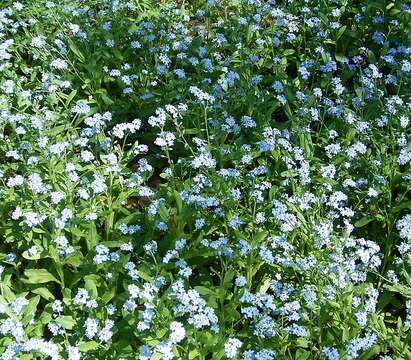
<box><xmin>0</xmin><ymin>0</ymin><xmax>411</xmax><ymax>359</ymax></box>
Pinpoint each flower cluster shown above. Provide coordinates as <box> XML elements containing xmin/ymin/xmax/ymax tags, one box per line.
<box><xmin>0</xmin><ymin>0</ymin><xmax>410</xmax><ymax>359</ymax></box>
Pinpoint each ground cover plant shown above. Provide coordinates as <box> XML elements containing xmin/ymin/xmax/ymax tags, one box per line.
<box><xmin>0</xmin><ymin>0</ymin><xmax>411</xmax><ymax>358</ymax></box>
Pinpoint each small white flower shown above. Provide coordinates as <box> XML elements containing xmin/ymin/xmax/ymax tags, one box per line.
<box><xmin>225</xmin><ymin>338</ymin><xmax>242</xmax><ymax>359</ymax></box>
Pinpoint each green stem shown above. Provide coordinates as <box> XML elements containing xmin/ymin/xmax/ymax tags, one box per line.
<box><xmin>204</xmin><ymin>104</ymin><xmax>210</xmax><ymax>145</ymax></box>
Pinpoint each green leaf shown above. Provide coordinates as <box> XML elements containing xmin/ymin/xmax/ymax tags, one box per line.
<box><xmin>101</xmin><ymin>92</ymin><xmax>114</xmax><ymax>105</ymax></box>
<box><xmin>158</xmin><ymin>203</ymin><xmax>169</xmax><ymax>222</ymax></box>
<box><xmin>84</xmin><ymin>274</ymin><xmax>100</xmax><ymax>299</ymax></box>
<box><xmin>195</xmin><ymin>286</ymin><xmax>217</xmax><ymax>297</ymax></box>
<box><xmin>87</xmin><ymin>222</ymin><xmax>99</xmax><ymax>251</ymax></box>
<box><xmin>48</xmin><ymin>124</ymin><xmax>66</xmax><ymax>137</ymax></box>
<box><xmin>335</xmin><ymin>53</ymin><xmax>345</xmax><ymax>62</ymax></box>
<box><xmin>23</xmin><ymin>295</ymin><xmax>40</xmax><ymax>317</ymax></box>
<box><xmin>367</xmin><ymin>50</ymin><xmax>377</xmax><ymax>64</ymax></box>
<box><xmin>183</xmin><ymin>128</ymin><xmax>201</xmax><ymax>135</ymax></box>
<box><xmin>174</xmin><ymin>190</ymin><xmax>182</xmax><ymax>214</ymax></box>
<box><xmin>283</xmin><ymin>49</ymin><xmax>295</xmax><ymax>56</ymax></box>
<box><xmin>22</xmin><ymin>249</ymin><xmax>42</xmax><ymax>260</ymax></box>
<box><xmin>102</xmin><ymin>285</ymin><xmax>115</xmax><ymax>304</ymax></box>
<box><xmin>258</xmin><ymin>276</ymin><xmax>272</xmax><ymax>294</ymax></box>
<box><xmin>32</xmin><ymin>287</ymin><xmax>55</xmax><ymax>301</ymax></box>
<box><xmin>65</xmin><ymin>253</ymin><xmax>83</xmax><ymax>267</ymax></box>
<box><xmin>138</xmin><ymin>271</ymin><xmax>152</xmax><ymax>282</ymax></box>
<box><xmin>55</xmin><ymin>316</ymin><xmax>76</xmax><ymax>330</ymax></box>
<box><xmin>65</xmin><ymin>89</ymin><xmax>77</xmax><ymax>108</ymax></box>
<box><xmin>299</xmin><ymin>132</ymin><xmax>313</xmax><ymax>158</ymax></box>
<box><xmin>253</xmin><ymin>230</ymin><xmax>268</xmax><ymax>245</ymax></box>
<box><xmin>23</xmin><ymin>269</ymin><xmax>59</xmax><ymax>284</ymax></box>
<box><xmin>68</xmin><ymin>41</ymin><xmax>85</xmax><ymax>63</ymax></box>
<box><xmin>79</xmin><ymin>341</ymin><xmax>99</xmax><ymax>352</ymax></box>
<box><xmin>336</xmin><ymin>25</ymin><xmax>347</xmax><ymax>41</ymax></box>
<box><xmin>383</xmin><ymin>284</ymin><xmax>411</xmax><ymax>298</ymax></box>
<box><xmin>393</xmin><ymin>201</ymin><xmax>411</xmax><ymax>213</ymax></box>
<box><xmin>397</xmin><ymin>316</ymin><xmax>403</xmax><ymax>331</ymax></box>
<box><xmin>281</xmin><ymin>170</ymin><xmax>298</xmax><ymax>178</ymax></box>
<box><xmin>189</xmin><ymin>350</ymin><xmax>199</xmax><ymax>359</ymax></box>
<box><xmin>369</xmin><ymin>1</ymin><xmax>385</xmax><ymax>10</ymax></box>
<box><xmin>155</xmin><ymin>327</ymin><xmax>168</xmax><ymax>339</ymax></box>
<box><xmin>354</xmin><ymin>216</ymin><xmax>374</xmax><ymax>227</ymax></box>
<box><xmin>358</xmin><ymin>345</ymin><xmax>381</xmax><ymax>359</ymax></box>
<box><xmin>71</xmin><ymin>227</ymin><xmax>85</xmax><ymax>238</ymax></box>
<box><xmin>222</xmin><ymin>270</ymin><xmax>235</xmax><ymax>289</ymax></box>
<box><xmin>284</xmin><ymin>103</ymin><xmax>293</xmax><ymax>120</ymax></box>
<box><xmin>295</xmin><ymin>349</ymin><xmax>311</xmax><ymax>360</ymax></box>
